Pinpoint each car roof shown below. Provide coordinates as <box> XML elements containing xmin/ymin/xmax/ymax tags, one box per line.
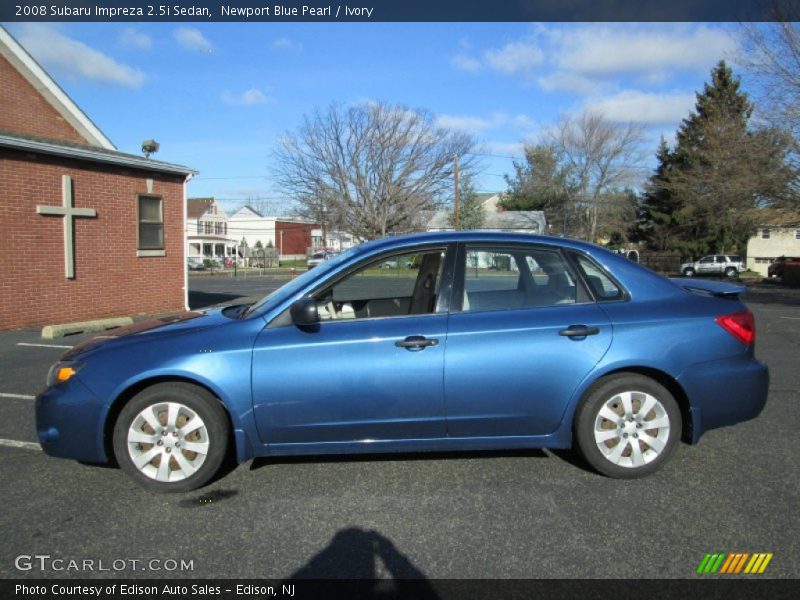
<box><xmin>354</xmin><ymin>230</ymin><xmax>608</xmax><ymax>255</ymax></box>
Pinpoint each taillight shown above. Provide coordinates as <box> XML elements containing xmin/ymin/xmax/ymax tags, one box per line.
<box><xmin>715</xmin><ymin>310</ymin><xmax>755</xmax><ymax>345</ymax></box>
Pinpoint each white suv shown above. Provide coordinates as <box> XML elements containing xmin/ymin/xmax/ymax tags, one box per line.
<box><xmin>680</xmin><ymin>255</ymin><xmax>744</xmax><ymax>279</ymax></box>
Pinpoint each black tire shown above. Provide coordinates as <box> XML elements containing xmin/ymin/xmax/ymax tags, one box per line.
<box><xmin>113</xmin><ymin>383</ymin><xmax>229</xmax><ymax>493</ymax></box>
<box><xmin>574</xmin><ymin>374</ymin><xmax>681</xmax><ymax>479</ymax></box>
<box><xmin>724</xmin><ymin>267</ymin><xmax>738</xmax><ymax>279</ymax></box>
<box><xmin>683</xmin><ymin>268</ymin><xmax>695</xmax><ymax>278</ymax></box>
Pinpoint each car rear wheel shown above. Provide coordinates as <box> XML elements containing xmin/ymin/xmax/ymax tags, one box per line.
<box><xmin>683</xmin><ymin>268</ymin><xmax>695</xmax><ymax>277</ymax></box>
<box><xmin>575</xmin><ymin>374</ymin><xmax>681</xmax><ymax>478</ymax></box>
<box><xmin>113</xmin><ymin>383</ymin><xmax>229</xmax><ymax>493</ymax></box>
<box><xmin>724</xmin><ymin>267</ymin><xmax>738</xmax><ymax>279</ymax></box>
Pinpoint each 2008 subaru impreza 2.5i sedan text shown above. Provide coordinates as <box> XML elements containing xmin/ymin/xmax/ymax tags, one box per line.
<box><xmin>36</xmin><ymin>232</ymin><xmax>769</xmax><ymax>492</ymax></box>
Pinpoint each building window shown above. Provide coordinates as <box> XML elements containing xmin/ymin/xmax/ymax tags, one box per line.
<box><xmin>137</xmin><ymin>195</ymin><xmax>163</xmax><ymax>250</ymax></box>
<box><xmin>215</xmin><ymin>222</ymin><xmax>223</xmax><ymax>235</ymax></box>
<box><xmin>761</xmin><ymin>228</ymin><xmax>771</xmax><ymax>239</ymax></box>
<box><xmin>204</xmin><ymin>221</ymin><xmax>212</xmax><ymax>235</ymax></box>
<box><xmin>795</xmin><ymin>229</ymin><xmax>800</xmax><ymax>240</ymax></box>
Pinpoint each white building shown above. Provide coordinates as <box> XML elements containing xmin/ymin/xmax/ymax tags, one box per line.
<box><xmin>311</xmin><ymin>228</ymin><xmax>358</xmax><ymax>252</ymax></box>
<box><xmin>746</xmin><ymin>224</ymin><xmax>800</xmax><ymax>276</ymax></box>
<box><xmin>426</xmin><ymin>193</ymin><xmax>547</xmax><ymax>234</ymax></box>
<box><xmin>228</xmin><ymin>205</ymin><xmax>317</xmax><ymax>259</ymax></box>
<box><xmin>186</xmin><ymin>197</ymin><xmax>236</xmax><ymax>260</ymax></box>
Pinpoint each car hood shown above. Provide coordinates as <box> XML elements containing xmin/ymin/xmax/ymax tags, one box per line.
<box><xmin>61</xmin><ymin>310</ymin><xmax>226</xmax><ymax>360</ymax></box>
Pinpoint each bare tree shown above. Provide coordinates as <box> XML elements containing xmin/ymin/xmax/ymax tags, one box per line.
<box><xmin>546</xmin><ymin>112</ymin><xmax>646</xmax><ymax>241</ymax></box>
<box><xmin>273</xmin><ymin>101</ymin><xmax>478</xmax><ymax>240</ymax></box>
<box><xmin>740</xmin><ymin>14</ymin><xmax>800</xmax><ymax>138</ymax></box>
<box><xmin>739</xmin><ymin>12</ymin><xmax>800</xmax><ymax>201</ymax></box>
<box><xmin>239</xmin><ymin>196</ymin><xmax>284</xmax><ymax>217</ymax></box>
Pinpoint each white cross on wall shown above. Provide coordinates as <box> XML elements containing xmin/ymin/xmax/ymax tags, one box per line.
<box><xmin>36</xmin><ymin>175</ymin><xmax>97</xmax><ymax>279</ymax></box>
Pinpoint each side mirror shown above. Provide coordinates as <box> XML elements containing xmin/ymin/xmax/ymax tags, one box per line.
<box><xmin>290</xmin><ymin>297</ymin><xmax>319</xmax><ymax>328</ymax></box>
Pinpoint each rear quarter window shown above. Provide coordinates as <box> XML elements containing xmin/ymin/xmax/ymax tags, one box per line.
<box><xmin>573</xmin><ymin>254</ymin><xmax>625</xmax><ymax>301</ymax></box>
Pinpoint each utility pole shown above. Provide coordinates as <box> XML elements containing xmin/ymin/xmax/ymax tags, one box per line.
<box><xmin>453</xmin><ymin>154</ymin><xmax>460</xmax><ymax>231</ymax></box>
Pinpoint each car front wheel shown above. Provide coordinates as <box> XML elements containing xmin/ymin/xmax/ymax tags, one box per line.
<box><xmin>683</xmin><ymin>268</ymin><xmax>695</xmax><ymax>277</ymax></box>
<box><xmin>575</xmin><ymin>374</ymin><xmax>681</xmax><ymax>478</ymax></box>
<box><xmin>113</xmin><ymin>383</ymin><xmax>229</xmax><ymax>493</ymax></box>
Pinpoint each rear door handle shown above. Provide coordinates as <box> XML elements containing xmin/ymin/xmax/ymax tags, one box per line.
<box><xmin>395</xmin><ymin>335</ymin><xmax>439</xmax><ymax>350</ymax></box>
<box><xmin>559</xmin><ymin>325</ymin><xmax>600</xmax><ymax>338</ymax></box>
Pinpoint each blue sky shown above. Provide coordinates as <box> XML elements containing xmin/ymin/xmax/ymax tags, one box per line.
<box><xmin>5</xmin><ymin>22</ymin><xmax>750</xmax><ymax>214</ymax></box>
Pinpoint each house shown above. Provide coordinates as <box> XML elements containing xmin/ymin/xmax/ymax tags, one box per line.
<box><xmin>228</xmin><ymin>205</ymin><xmax>316</xmax><ymax>259</ymax></box>
<box><xmin>746</xmin><ymin>224</ymin><xmax>800</xmax><ymax>277</ymax></box>
<box><xmin>0</xmin><ymin>26</ymin><xmax>195</xmax><ymax>330</ymax></box>
<box><xmin>187</xmin><ymin>197</ymin><xmax>236</xmax><ymax>260</ymax></box>
<box><xmin>426</xmin><ymin>193</ymin><xmax>547</xmax><ymax>234</ymax></box>
<box><xmin>311</xmin><ymin>228</ymin><xmax>357</xmax><ymax>252</ymax></box>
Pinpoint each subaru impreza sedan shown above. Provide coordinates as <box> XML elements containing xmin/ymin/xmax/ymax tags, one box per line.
<box><xmin>36</xmin><ymin>232</ymin><xmax>768</xmax><ymax>492</ymax></box>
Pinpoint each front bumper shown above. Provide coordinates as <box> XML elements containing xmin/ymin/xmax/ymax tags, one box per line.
<box><xmin>35</xmin><ymin>376</ymin><xmax>108</xmax><ymax>463</ymax></box>
<box><xmin>679</xmin><ymin>355</ymin><xmax>769</xmax><ymax>443</ymax></box>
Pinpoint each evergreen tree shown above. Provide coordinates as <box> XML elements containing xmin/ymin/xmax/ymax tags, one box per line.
<box><xmin>642</xmin><ymin>61</ymin><xmax>795</xmax><ymax>256</ymax></box>
<box><xmin>637</xmin><ymin>137</ymin><xmax>683</xmax><ymax>250</ymax></box>
<box><xmin>448</xmin><ymin>175</ymin><xmax>485</xmax><ymax>230</ymax></box>
<box><xmin>499</xmin><ymin>144</ymin><xmax>574</xmax><ymax>232</ymax></box>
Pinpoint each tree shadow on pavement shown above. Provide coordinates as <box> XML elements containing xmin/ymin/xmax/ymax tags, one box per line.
<box><xmin>742</xmin><ymin>282</ymin><xmax>800</xmax><ymax>307</ymax></box>
<box><xmin>283</xmin><ymin>527</ymin><xmax>439</xmax><ymax>599</ymax></box>
<box><xmin>188</xmin><ymin>290</ymin><xmax>244</xmax><ymax>310</ymax></box>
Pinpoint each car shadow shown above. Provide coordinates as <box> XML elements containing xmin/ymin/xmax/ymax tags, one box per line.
<box><xmin>250</xmin><ymin>448</ymin><xmax>548</xmax><ymax>471</ymax></box>
<box><xmin>283</xmin><ymin>526</ymin><xmax>439</xmax><ymax>598</ymax></box>
<box><xmin>546</xmin><ymin>448</ymin><xmax>595</xmax><ymax>474</ymax></box>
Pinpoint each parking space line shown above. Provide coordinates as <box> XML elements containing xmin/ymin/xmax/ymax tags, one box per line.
<box><xmin>0</xmin><ymin>392</ymin><xmax>35</xmax><ymax>400</ymax></box>
<box><xmin>0</xmin><ymin>438</ymin><xmax>41</xmax><ymax>451</ymax></box>
<box><xmin>16</xmin><ymin>342</ymin><xmax>73</xmax><ymax>349</ymax></box>
<box><xmin>779</xmin><ymin>317</ymin><xmax>800</xmax><ymax>320</ymax></box>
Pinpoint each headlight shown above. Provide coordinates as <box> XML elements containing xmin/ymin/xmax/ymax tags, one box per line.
<box><xmin>46</xmin><ymin>361</ymin><xmax>83</xmax><ymax>387</ymax></box>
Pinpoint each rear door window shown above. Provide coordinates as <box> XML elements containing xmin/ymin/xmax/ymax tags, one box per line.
<box><xmin>461</xmin><ymin>246</ymin><xmax>577</xmax><ymax>312</ymax></box>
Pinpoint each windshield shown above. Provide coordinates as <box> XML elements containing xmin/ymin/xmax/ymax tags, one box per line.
<box><xmin>242</xmin><ymin>245</ymin><xmax>362</xmax><ymax>318</ymax></box>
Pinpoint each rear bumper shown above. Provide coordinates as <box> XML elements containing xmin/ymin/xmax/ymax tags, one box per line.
<box><xmin>35</xmin><ymin>377</ymin><xmax>108</xmax><ymax>463</ymax></box>
<box><xmin>678</xmin><ymin>356</ymin><xmax>769</xmax><ymax>443</ymax></box>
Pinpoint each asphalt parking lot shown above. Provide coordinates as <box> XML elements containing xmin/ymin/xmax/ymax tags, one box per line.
<box><xmin>0</xmin><ymin>277</ymin><xmax>798</xmax><ymax>579</ymax></box>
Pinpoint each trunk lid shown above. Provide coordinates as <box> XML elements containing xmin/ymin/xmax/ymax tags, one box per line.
<box><xmin>670</xmin><ymin>277</ymin><xmax>747</xmax><ymax>298</ymax></box>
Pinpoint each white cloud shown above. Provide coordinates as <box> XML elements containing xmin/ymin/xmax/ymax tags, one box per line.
<box><xmin>512</xmin><ymin>114</ymin><xmax>537</xmax><ymax>129</ymax></box>
<box><xmin>587</xmin><ymin>90</ymin><xmax>696</xmax><ymax>125</ymax></box>
<box><xmin>272</xmin><ymin>37</ymin><xmax>303</xmax><ymax>51</ymax></box>
<box><xmin>222</xmin><ymin>88</ymin><xmax>272</xmax><ymax>106</ymax></box>
<box><xmin>118</xmin><ymin>27</ymin><xmax>152</xmax><ymax>50</ymax></box>
<box><xmin>174</xmin><ymin>27</ymin><xmax>213</xmax><ymax>52</ymax></box>
<box><xmin>537</xmin><ymin>72</ymin><xmax>603</xmax><ymax>95</ymax></box>
<box><xmin>484</xmin><ymin>41</ymin><xmax>544</xmax><ymax>75</ymax></box>
<box><xmin>437</xmin><ymin>114</ymin><xmax>494</xmax><ymax>133</ymax></box>
<box><xmin>486</xmin><ymin>141</ymin><xmax>526</xmax><ymax>156</ymax></box>
<box><xmin>451</xmin><ymin>54</ymin><xmax>481</xmax><ymax>73</ymax></box>
<box><xmin>437</xmin><ymin>112</ymin><xmax>537</xmax><ymax>134</ymax></box>
<box><xmin>554</xmin><ymin>25</ymin><xmax>737</xmax><ymax>78</ymax></box>
<box><xmin>17</xmin><ymin>24</ymin><xmax>144</xmax><ymax>88</ymax></box>
<box><xmin>463</xmin><ymin>24</ymin><xmax>738</xmax><ymax>95</ymax></box>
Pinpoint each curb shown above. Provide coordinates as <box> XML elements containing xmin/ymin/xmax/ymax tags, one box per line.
<box><xmin>41</xmin><ymin>317</ymin><xmax>134</xmax><ymax>339</ymax></box>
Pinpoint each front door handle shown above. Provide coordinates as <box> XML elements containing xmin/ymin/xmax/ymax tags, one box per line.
<box><xmin>395</xmin><ymin>335</ymin><xmax>439</xmax><ymax>351</ymax></box>
<box><xmin>559</xmin><ymin>325</ymin><xmax>600</xmax><ymax>338</ymax></box>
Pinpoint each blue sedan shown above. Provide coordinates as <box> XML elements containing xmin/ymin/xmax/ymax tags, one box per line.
<box><xmin>36</xmin><ymin>232</ymin><xmax>769</xmax><ymax>492</ymax></box>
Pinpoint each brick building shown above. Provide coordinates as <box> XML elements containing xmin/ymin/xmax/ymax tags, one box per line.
<box><xmin>0</xmin><ymin>26</ymin><xmax>196</xmax><ymax>330</ymax></box>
